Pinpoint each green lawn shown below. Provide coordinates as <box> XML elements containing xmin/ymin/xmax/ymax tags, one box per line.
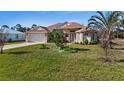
<box><xmin>0</xmin><ymin>43</ymin><xmax>124</xmax><ymax>80</ymax></box>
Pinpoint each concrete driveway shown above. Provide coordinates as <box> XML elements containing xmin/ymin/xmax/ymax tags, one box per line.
<box><xmin>3</xmin><ymin>42</ymin><xmax>41</xmax><ymax>50</ymax></box>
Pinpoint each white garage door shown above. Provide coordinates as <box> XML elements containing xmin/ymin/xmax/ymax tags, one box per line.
<box><xmin>28</xmin><ymin>34</ymin><xmax>47</xmax><ymax>43</ymax></box>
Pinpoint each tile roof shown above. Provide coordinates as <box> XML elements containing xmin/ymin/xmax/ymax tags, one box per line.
<box><xmin>47</xmin><ymin>22</ymin><xmax>83</xmax><ymax>31</ymax></box>
<box><xmin>47</xmin><ymin>23</ymin><xmax>64</xmax><ymax>32</ymax></box>
<box><xmin>26</xmin><ymin>26</ymin><xmax>49</xmax><ymax>34</ymax></box>
<box><xmin>60</xmin><ymin>22</ymin><xmax>83</xmax><ymax>29</ymax></box>
<box><xmin>76</xmin><ymin>26</ymin><xmax>97</xmax><ymax>33</ymax></box>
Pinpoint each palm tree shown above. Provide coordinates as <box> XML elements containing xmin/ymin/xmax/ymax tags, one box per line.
<box><xmin>88</xmin><ymin>11</ymin><xmax>124</xmax><ymax>48</ymax></box>
<box><xmin>87</xmin><ymin>11</ymin><xmax>124</xmax><ymax>61</ymax></box>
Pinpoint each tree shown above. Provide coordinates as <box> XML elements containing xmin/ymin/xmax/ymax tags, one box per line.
<box><xmin>27</xmin><ymin>27</ymin><xmax>31</xmax><ymax>31</ymax></box>
<box><xmin>1</xmin><ymin>25</ymin><xmax>9</xmax><ymax>29</ymax></box>
<box><xmin>0</xmin><ymin>29</ymin><xmax>8</xmax><ymax>54</ymax></box>
<box><xmin>31</xmin><ymin>24</ymin><xmax>37</xmax><ymax>29</ymax></box>
<box><xmin>88</xmin><ymin>11</ymin><xmax>124</xmax><ymax>47</ymax></box>
<box><xmin>48</xmin><ymin>29</ymin><xmax>66</xmax><ymax>49</ymax></box>
<box><xmin>11</xmin><ymin>27</ymin><xmax>15</xmax><ymax>30</ymax></box>
<box><xmin>15</xmin><ymin>24</ymin><xmax>23</xmax><ymax>31</ymax></box>
<box><xmin>87</xmin><ymin>11</ymin><xmax>124</xmax><ymax>61</ymax></box>
<box><xmin>12</xmin><ymin>24</ymin><xmax>29</xmax><ymax>32</ymax></box>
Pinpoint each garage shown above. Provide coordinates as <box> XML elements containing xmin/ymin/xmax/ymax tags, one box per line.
<box><xmin>25</xmin><ymin>27</ymin><xmax>49</xmax><ymax>43</ymax></box>
<box><xmin>28</xmin><ymin>33</ymin><xmax>47</xmax><ymax>43</ymax></box>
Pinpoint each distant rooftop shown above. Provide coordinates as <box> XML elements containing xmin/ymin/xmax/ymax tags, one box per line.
<box><xmin>0</xmin><ymin>28</ymin><xmax>24</xmax><ymax>34</ymax></box>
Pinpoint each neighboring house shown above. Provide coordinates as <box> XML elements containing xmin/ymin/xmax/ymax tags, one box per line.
<box><xmin>25</xmin><ymin>26</ymin><xmax>49</xmax><ymax>43</ymax></box>
<box><xmin>25</xmin><ymin>22</ymin><xmax>97</xmax><ymax>43</ymax></box>
<box><xmin>0</xmin><ymin>28</ymin><xmax>25</xmax><ymax>41</ymax></box>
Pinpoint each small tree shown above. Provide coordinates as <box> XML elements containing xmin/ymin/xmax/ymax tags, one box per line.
<box><xmin>48</xmin><ymin>29</ymin><xmax>66</xmax><ymax>49</ymax></box>
<box><xmin>0</xmin><ymin>29</ymin><xmax>8</xmax><ymax>54</ymax></box>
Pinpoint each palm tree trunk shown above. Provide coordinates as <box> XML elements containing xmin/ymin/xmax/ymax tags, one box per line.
<box><xmin>105</xmin><ymin>48</ymin><xmax>108</xmax><ymax>60</ymax></box>
<box><xmin>108</xmin><ymin>32</ymin><xmax>112</xmax><ymax>49</ymax></box>
<box><xmin>117</xmin><ymin>32</ymin><xmax>119</xmax><ymax>38</ymax></box>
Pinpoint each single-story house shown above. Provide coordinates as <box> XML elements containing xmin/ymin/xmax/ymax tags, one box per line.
<box><xmin>48</xmin><ymin>22</ymin><xmax>82</xmax><ymax>42</ymax></box>
<box><xmin>25</xmin><ymin>27</ymin><xmax>49</xmax><ymax>43</ymax></box>
<box><xmin>0</xmin><ymin>28</ymin><xmax>25</xmax><ymax>41</ymax></box>
<box><xmin>48</xmin><ymin>22</ymin><xmax>97</xmax><ymax>43</ymax></box>
<box><xmin>25</xmin><ymin>22</ymin><xmax>97</xmax><ymax>43</ymax></box>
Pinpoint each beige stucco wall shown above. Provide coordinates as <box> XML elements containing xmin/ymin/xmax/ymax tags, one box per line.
<box><xmin>76</xmin><ymin>32</ymin><xmax>97</xmax><ymax>43</ymax></box>
<box><xmin>76</xmin><ymin>33</ymin><xmax>83</xmax><ymax>43</ymax></box>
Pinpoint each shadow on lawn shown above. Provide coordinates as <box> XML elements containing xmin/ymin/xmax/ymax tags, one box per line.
<box><xmin>70</xmin><ymin>48</ymin><xmax>90</xmax><ymax>51</ymax></box>
<box><xmin>117</xmin><ymin>59</ymin><xmax>124</xmax><ymax>62</ymax></box>
<box><xmin>7</xmin><ymin>51</ymin><xmax>32</xmax><ymax>55</ymax></box>
<box><xmin>64</xmin><ymin>47</ymin><xmax>90</xmax><ymax>53</ymax></box>
<box><xmin>112</xmin><ymin>48</ymin><xmax>124</xmax><ymax>50</ymax></box>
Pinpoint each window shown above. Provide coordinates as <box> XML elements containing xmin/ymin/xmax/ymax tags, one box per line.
<box><xmin>84</xmin><ymin>33</ymin><xmax>88</xmax><ymax>36</ymax></box>
<box><xmin>16</xmin><ymin>34</ymin><xmax>19</xmax><ymax>39</ymax></box>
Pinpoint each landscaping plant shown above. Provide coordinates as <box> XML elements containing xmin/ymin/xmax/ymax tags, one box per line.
<box><xmin>40</xmin><ymin>44</ymin><xmax>49</xmax><ymax>49</ymax></box>
<box><xmin>48</xmin><ymin>29</ymin><xmax>66</xmax><ymax>50</ymax></box>
<box><xmin>83</xmin><ymin>38</ymin><xmax>88</xmax><ymax>45</ymax></box>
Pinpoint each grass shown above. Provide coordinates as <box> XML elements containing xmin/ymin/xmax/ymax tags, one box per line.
<box><xmin>0</xmin><ymin>42</ymin><xmax>124</xmax><ymax>80</ymax></box>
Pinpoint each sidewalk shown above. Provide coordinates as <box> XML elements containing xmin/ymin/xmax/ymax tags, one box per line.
<box><xmin>3</xmin><ymin>42</ymin><xmax>41</xmax><ymax>50</ymax></box>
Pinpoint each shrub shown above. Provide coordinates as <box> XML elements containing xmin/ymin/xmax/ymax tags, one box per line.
<box><xmin>80</xmin><ymin>41</ymin><xmax>83</xmax><ymax>44</ymax></box>
<box><xmin>40</xmin><ymin>44</ymin><xmax>49</xmax><ymax>49</ymax></box>
<box><xmin>83</xmin><ymin>39</ymin><xmax>88</xmax><ymax>45</ymax></box>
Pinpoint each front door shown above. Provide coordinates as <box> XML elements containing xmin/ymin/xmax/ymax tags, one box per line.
<box><xmin>70</xmin><ymin>33</ymin><xmax>76</xmax><ymax>42</ymax></box>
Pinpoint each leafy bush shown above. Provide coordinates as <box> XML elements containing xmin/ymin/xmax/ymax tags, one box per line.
<box><xmin>48</xmin><ymin>33</ymin><xmax>54</xmax><ymax>43</ymax></box>
<box><xmin>83</xmin><ymin>39</ymin><xmax>88</xmax><ymax>45</ymax></box>
<box><xmin>40</xmin><ymin>44</ymin><xmax>49</xmax><ymax>49</ymax></box>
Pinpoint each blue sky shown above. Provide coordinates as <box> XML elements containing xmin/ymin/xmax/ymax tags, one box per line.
<box><xmin>0</xmin><ymin>11</ymin><xmax>96</xmax><ymax>27</ymax></box>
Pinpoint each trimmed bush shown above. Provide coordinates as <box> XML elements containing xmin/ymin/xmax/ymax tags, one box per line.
<box><xmin>83</xmin><ymin>39</ymin><xmax>88</xmax><ymax>45</ymax></box>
